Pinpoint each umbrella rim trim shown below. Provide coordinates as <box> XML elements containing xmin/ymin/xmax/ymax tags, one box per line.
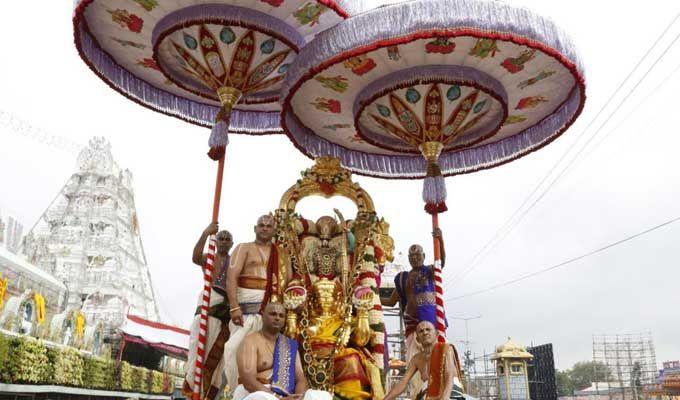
<box><xmin>283</xmin><ymin>87</ymin><xmax>585</xmax><ymax>179</ymax></box>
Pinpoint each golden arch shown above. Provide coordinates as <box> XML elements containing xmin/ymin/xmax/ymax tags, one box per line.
<box><xmin>277</xmin><ymin>157</ymin><xmax>375</xmax><ymax>213</ymax></box>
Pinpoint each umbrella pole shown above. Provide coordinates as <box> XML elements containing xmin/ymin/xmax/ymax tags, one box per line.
<box><xmin>431</xmin><ymin>212</ymin><xmax>447</xmax><ymax>343</ymax></box>
<box><xmin>212</xmin><ymin>157</ymin><xmax>226</xmax><ymax>222</ymax></box>
<box><xmin>193</xmin><ymin>156</ymin><xmax>225</xmax><ymax>400</ymax></box>
<box><xmin>193</xmin><ymin>87</ymin><xmax>241</xmax><ymax>400</ymax></box>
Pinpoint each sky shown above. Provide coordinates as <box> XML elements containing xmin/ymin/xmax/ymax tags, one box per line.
<box><xmin>1</xmin><ymin>1</ymin><xmax>679</xmax><ymax>371</ymax></box>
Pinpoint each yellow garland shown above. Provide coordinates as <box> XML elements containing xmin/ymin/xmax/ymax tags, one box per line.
<box><xmin>34</xmin><ymin>292</ymin><xmax>46</xmax><ymax>324</ymax></box>
<box><xmin>76</xmin><ymin>312</ymin><xmax>86</xmax><ymax>337</ymax></box>
<box><xmin>0</xmin><ymin>276</ymin><xmax>7</xmax><ymax>311</ymax></box>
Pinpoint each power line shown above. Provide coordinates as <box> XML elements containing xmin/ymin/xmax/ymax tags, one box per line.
<box><xmin>445</xmin><ymin>13</ymin><xmax>680</xmax><ymax>289</ymax></box>
<box><xmin>564</xmin><ymin>59</ymin><xmax>680</xmax><ymax>177</ymax></box>
<box><xmin>447</xmin><ymin>13</ymin><xmax>680</xmax><ymax>287</ymax></box>
<box><xmin>445</xmin><ymin>215</ymin><xmax>680</xmax><ymax>302</ymax></box>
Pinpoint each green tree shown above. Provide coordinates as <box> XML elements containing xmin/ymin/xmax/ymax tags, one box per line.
<box><xmin>555</xmin><ymin>361</ymin><xmax>611</xmax><ymax>396</ymax></box>
<box><xmin>556</xmin><ymin>369</ymin><xmax>574</xmax><ymax>396</ymax></box>
<box><xmin>570</xmin><ymin>361</ymin><xmax>610</xmax><ymax>390</ymax></box>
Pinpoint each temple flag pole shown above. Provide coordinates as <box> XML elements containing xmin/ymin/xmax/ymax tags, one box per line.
<box><xmin>193</xmin><ymin>87</ymin><xmax>241</xmax><ymax>400</ymax></box>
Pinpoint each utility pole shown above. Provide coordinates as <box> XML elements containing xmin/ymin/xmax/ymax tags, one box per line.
<box><xmin>451</xmin><ymin>315</ymin><xmax>482</xmax><ymax>380</ymax></box>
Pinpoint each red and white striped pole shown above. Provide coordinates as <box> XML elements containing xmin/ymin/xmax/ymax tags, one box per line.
<box><xmin>193</xmin><ymin>156</ymin><xmax>225</xmax><ymax>400</ymax></box>
<box><xmin>432</xmin><ymin>213</ymin><xmax>447</xmax><ymax>343</ymax></box>
<box><xmin>193</xmin><ymin>236</ymin><xmax>216</xmax><ymax>400</ymax></box>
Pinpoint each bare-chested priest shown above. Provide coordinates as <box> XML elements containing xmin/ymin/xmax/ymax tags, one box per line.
<box><xmin>234</xmin><ymin>303</ymin><xmax>331</xmax><ymax>400</ymax></box>
<box><xmin>184</xmin><ymin>223</ymin><xmax>233</xmax><ymax>400</ymax></box>
<box><xmin>383</xmin><ymin>321</ymin><xmax>456</xmax><ymax>400</ymax></box>
<box><xmin>224</xmin><ymin>214</ymin><xmax>279</xmax><ymax>393</ymax></box>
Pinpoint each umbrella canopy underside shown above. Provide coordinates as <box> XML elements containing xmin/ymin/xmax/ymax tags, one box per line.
<box><xmin>281</xmin><ymin>0</ymin><xmax>586</xmax><ymax>178</ymax></box>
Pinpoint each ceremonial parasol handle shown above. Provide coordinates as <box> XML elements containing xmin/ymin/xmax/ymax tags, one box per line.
<box><xmin>194</xmin><ymin>87</ymin><xmax>241</xmax><ymax>400</ymax></box>
<box><xmin>192</xmin><ymin>156</ymin><xmax>225</xmax><ymax>400</ymax></box>
<box><xmin>432</xmin><ymin>211</ymin><xmax>447</xmax><ymax>343</ymax></box>
<box><xmin>432</xmin><ymin>213</ymin><xmax>442</xmax><ymax>262</ymax></box>
<box><xmin>193</xmin><ymin>159</ymin><xmax>226</xmax><ymax>400</ymax></box>
<box><xmin>212</xmin><ymin>156</ymin><xmax>225</xmax><ymax>223</ymax></box>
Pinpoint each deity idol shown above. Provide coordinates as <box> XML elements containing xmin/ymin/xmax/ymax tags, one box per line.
<box><xmin>273</xmin><ymin>157</ymin><xmax>394</xmax><ymax>399</ymax></box>
<box><xmin>287</xmin><ymin>214</ymin><xmax>382</xmax><ymax>400</ymax></box>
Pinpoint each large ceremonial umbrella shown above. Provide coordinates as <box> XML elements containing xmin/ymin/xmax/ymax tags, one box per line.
<box><xmin>73</xmin><ymin>1</ymin><xmax>358</xmax><ymax>398</ymax></box>
<box><xmin>280</xmin><ymin>0</ymin><xmax>586</xmax><ymax>342</ymax></box>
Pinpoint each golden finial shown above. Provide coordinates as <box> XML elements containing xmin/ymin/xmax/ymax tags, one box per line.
<box><xmin>419</xmin><ymin>141</ymin><xmax>444</xmax><ymax>162</ymax></box>
<box><xmin>216</xmin><ymin>86</ymin><xmax>242</xmax><ymax>109</ymax></box>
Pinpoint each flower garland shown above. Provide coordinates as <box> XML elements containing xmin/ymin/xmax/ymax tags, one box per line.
<box><xmin>83</xmin><ymin>356</ymin><xmax>116</xmax><ymax>390</ymax></box>
<box><xmin>353</xmin><ymin>239</ymin><xmax>385</xmax><ymax>368</ymax></box>
<box><xmin>75</xmin><ymin>312</ymin><xmax>86</xmax><ymax>338</ymax></box>
<box><xmin>49</xmin><ymin>346</ymin><xmax>85</xmax><ymax>386</ymax></box>
<box><xmin>150</xmin><ymin>370</ymin><xmax>166</xmax><ymax>393</ymax></box>
<box><xmin>8</xmin><ymin>336</ymin><xmax>50</xmax><ymax>383</ymax></box>
<box><xmin>0</xmin><ymin>276</ymin><xmax>7</xmax><ymax>310</ymax></box>
<box><xmin>0</xmin><ymin>333</ymin><xmax>171</xmax><ymax>393</ymax></box>
<box><xmin>34</xmin><ymin>293</ymin><xmax>46</xmax><ymax>325</ymax></box>
<box><xmin>119</xmin><ymin>361</ymin><xmax>135</xmax><ymax>391</ymax></box>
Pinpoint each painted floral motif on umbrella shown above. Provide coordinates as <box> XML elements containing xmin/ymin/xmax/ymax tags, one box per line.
<box><xmin>160</xmin><ymin>25</ymin><xmax>293</xmax><ymax>105</ymax></box>
<box><xmin>359</xmin><ymin>79</ymin><xmax>506</xmax><ymax>154</ymax></box>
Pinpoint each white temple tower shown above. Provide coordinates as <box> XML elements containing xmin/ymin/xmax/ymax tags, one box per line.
<box><xmin>22</xmin><ymin>137</ymin><xmax>159</xmax><ymax>330</ymax></box>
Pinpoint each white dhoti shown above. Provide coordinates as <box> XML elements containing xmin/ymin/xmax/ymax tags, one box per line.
<box><xmin>410</xmin><ymin>370</ymin><xmax>426</xmax><ymax>399</ymax></box>
<box><xmin>233</xmin><ymin>385</ymin><xmax>332</xmax><ymax>400</ymax></box>
<box><xmin>224</xmin><ymin>287</ymin><xmax>265</xmax><ymax>393</ymax></box>
<box><xmin>405</xmin><ymin>332</ymin><xmax>423</xmax><ymax>364</ymax></box>
<box><xmin>184</xmin><ymin>290</ymin><xmax>229</xmax><ymax>399</ymax></box>
<box><xmin>413</xmin><ymin>381</ymin><xmax>429</xmax><ymax>400</ymax></box>
<box><xmin>405</xmin><ymin>333</ymin><xmax>429</xmax><ymax>398</ymax></box>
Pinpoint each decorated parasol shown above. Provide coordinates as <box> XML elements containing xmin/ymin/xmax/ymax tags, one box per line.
<box><xmin>280</xmin><ymin>0</ymin><xmax>586</xmax><ymax>342</ymax></box>
<box><xmin>73</xmin><ymin>1</ymin><xmax>360</xmax><ymax>398</ymax></box>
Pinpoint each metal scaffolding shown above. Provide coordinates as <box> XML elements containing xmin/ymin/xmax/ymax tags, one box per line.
<box><xmin>380</xmin><ymin>254</ymin><xmax>409</xmax><ymax>397</ymax></box>
<box><xmin>466</xmin><ymin>351</ymin><xmax>500</xmax><ymax>400</ymax></box>
<box><xmin>384</xmin><ymin>306</ymin><xmax>406</xmax><ymax>362</ymax></box>
<box><xmin>383</xmin><ymin>305</ymin><xmax>408</xmax><ymax>398</ymax></box>
<box><xmin>592</xmin><ymin>332</ymin><xmax>658</xmax><ymax>400</ymax></box>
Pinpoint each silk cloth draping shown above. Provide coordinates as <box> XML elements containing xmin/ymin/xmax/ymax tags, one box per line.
<box><xmin>184</xmin><ymin>290</ymin><xmax>229</xmax><ymax>400</ymax></box>
<box><xmin>224</xmin><ymin>287</ymin><xmax>265</xmax><ymax>393</ymax></box>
